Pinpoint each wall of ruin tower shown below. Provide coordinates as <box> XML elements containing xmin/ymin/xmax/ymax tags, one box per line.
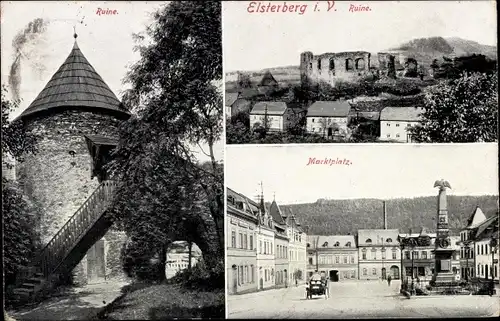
<box><xmin>17</xmin><ymin>109</ymin><xmax>128</xmax><ymax>284</ymax></box>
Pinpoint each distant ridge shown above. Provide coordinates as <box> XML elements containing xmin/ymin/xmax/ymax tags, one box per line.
<box><xmin>279</xmin><ymin>195</ymin><xmax>498</xmax><ymax>235</ymax></box>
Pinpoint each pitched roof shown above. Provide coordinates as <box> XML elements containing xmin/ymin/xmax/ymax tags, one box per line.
<box><xmin>258</xmin><ymin>70</ymin><xmax>278</xmax><ymax>87</ymax></box>
<box><xmin>475</xmin><ymin>215</ymin><xmax>498</xmax><ymax>239</ymax></box>
<box><xmin>250</xmin><ymin>101</ymin><xmax>288</xmax><ymax>115</ymax></box>
<box><xmin>307</xmin><ymin>101</ymin><xmax>351</xmax><ymax>117</ymax></box>
<box><xmin>357</xmin><ymin>229</ymin><xmax>400</xmax><ymax>246</ymax></box>
<box><xmin>226</xmin><ymin>187</ymin><xmax>260</xmax><ymax>221</ymax></box>
<box><xmin>380</xmin><ymin>107</ymin><xmax>424</xmax><ymax>121</ymax></box>
<box><xmin>308</xmin><ymin>235</ymin><xmax>356</xmax><ymax>249</ymax></box>
<box><xmin>466</xmin><ymin>206</ymin><xmax>488</xmax><ymax>229</ymax></box>
<box><xmin>269</xmin><ymin>200</ymin><xmax>286</xmax><ymax>225</ymax></box>
<box><xmin>18</xmin><ymin>41</ymin><xmax>129</xmax><ymax>120</ymax></box>
<box><xmin>225</xmin><ymin>92</ymin><xmax>239</xmax><ymax>107</ymax></box>
<box><xmin>84</xmin><ymin>135</ymin><xmax>118</xmax><ymax>146</ymax></box>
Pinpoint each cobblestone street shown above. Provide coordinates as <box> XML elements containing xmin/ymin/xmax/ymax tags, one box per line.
<box><xmin>227</xmin><ymin>280</ymin><xmax>500</xmax><ymax>319</ymax></box>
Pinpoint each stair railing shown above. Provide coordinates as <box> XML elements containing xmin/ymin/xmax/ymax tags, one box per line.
<box><xmin>32</xmin><ymin>180</ymin><xmax>117</xmax><ymax>277</ymax></box>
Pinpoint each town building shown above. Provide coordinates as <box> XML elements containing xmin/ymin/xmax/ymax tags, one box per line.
<box><xmin>165</xmin><ymin>241</ymin><xmax>202</xmax><ymax>279</ymax></box>
<box><xmin>306</xmin><ymin>100</ymin><xmax>351</xmax><ymax>137</ymax></box>
<box><xmin>269</xmin><ymin>200</ymin><xmax>290</xmax><ymax>288</ymax></box>
<box><xmin>256</xmin><ymin>194</ymin><xmax>276</xmax><ymax>290</ymax></box>
<box><xmin>306</xmin><ymin>235</ymin><xmax>358</xmax><ymax>282</ymax></box>
<box><xmin>473</xmin><ymin>215</ymin><xmax>499</xmax><ymax>282</ymax></box>
<box><xmin>357</xmin><ymin>229</ymin><xmax>401</xmax><ymax>280</ymax></box>
<box><xmin>249</xmin><ymin>101</ymin><xmax>296</xmax><ymax>132</ymax></box>
<box><xmin>226</xmin><ymin>188</ymin><xmax>259</xmax><ymax>294</ymax></box>
<box><xmin>399</xmin><ymin>229</ymin><xmax>438</xmax><ymax>281</ymax></box>
<box><xmin>379</xmin><ymin>107</ymin><xmax>424</xmax><ymax>142</ymax></box>
<box><xmin>458</xmin><ymin>206</ymin><xmax>488</xmax><ymax>280</ymax></box>
<box><xmin>284</xmin><ymin>209</ymin><xmax>307</xmax><ymax>285</ymax></box>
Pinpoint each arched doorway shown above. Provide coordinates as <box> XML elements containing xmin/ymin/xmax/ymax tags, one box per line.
<box><xmin>390</xmin><ymin>265</ymin><xmax>400</xmax><ymax>279</ymax></box>
<box><xmin>330</xmin><ymin>270</ymin><xmax>339</xmax><ymax>282</ymax></box>
<box><xmin>382</xmin><ymin>268</ymin><xmax>387</xmax><ymax>280</ymax></box>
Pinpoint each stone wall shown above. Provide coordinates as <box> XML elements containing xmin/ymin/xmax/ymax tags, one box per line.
<box><xmin>17</xmin><ymin>109</ymin><xmax>125</xmax><ymax>285</ymax></box>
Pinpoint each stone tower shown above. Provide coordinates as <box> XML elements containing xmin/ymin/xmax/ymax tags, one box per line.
<box><xmin>299</xmin><ymin>51</ymin><xmax>313</xmax><ymax>83</ymax></box>
<box><xmin>15</xmin><ymin>34</ymin><xmax>130</xmax><ymax>284</ymax></box>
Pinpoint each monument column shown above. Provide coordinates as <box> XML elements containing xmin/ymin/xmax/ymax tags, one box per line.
<box><xmin>432</xmin><ymin>179</ymin><xmax>455</xmax><ymax>285</ymax></box>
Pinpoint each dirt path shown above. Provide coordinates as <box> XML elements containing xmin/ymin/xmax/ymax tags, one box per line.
<box><xmin>6</xmin><ymin>280</ymin><xmax>129</xmax><ymax>321</ymax></box>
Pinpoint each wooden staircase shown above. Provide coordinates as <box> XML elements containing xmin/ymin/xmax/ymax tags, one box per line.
<box><xmin>12</xmin><ymin>180</ymin><xmax>117</xmax><ymax>304</ymax></box>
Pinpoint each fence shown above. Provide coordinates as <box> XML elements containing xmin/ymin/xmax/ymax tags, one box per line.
<box><xmin>402</xmin><ymin>276</ymin><xmax>494</xmax><ymax>296</ymax></box>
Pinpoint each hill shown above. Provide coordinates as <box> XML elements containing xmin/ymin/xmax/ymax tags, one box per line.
<box><xmin>390</xmin><ymin>36</ymin><xmax>497</xmax><ymax>66</ymax></box>
<box><xmin>280</xmin><ymin>195</ymin><xmax>498</xmax><ymax>235</ymax></box>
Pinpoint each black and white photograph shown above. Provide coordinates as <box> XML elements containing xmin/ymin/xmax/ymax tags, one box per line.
<box><xmin>2</xmin><ymin>1</ymin><xmax>224</xmax><ymax>319</ymax></box>
<box><xmin>224</xmin><ymin>1</ymin><xmax>497</xmax><ymax>144</ymax></box>
<box><xmin>225</xmin><ymin>144</ymin><xmax>499</xmax><ymax>318</ymax></box>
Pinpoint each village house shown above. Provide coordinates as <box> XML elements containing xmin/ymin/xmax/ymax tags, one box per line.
<box><xmin>165</xmin><ymin>241</ymin><xmax>202</xmax><ymax>279</ymax></box>
<box><xmin>249</xmin><ymin>101</ymin><xmax>296</xmax><ymax>132</ymax></box>
<box><xmin>379</xmin><ymin>107</ymin><xmax>424</xmax><ymax>142</ymax></box>
<box><xmin>306</xmin><ymin>235</ymin><xmax>358</xmax><ymax>282</ymax></box>
<box><xmin>399</xmin><ymin>229</ymin><xmax>436</xmax><ymax>281</ymax></box>
<box><xmin>225</xmin><ymin>91</ymin><xmax>252</xmax><ymax>119</ymax></box>
<box><xmin>306</xmin><ymin>100</ymin><xmax>351</xmax><ymax>137</ymax></box>
<box><xmin>357</xmin><ymin>229</ymin><xmax>401</xmax><ymax>280</ymax></box>
<box><xmin>268</xmin><ymin>200</ymin><xmax>290</xmax><ymax>288</ymax></box>
<box><xmin>226</xmin><ymin>188</ymin><xmax>259</xmax><ymax>294</ymax></box>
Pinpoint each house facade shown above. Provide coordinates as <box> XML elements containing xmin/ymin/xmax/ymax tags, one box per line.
<box><xmin>473</xmin><ymin>215</ymin><xmax>499</xmax><ymax>282</ymax></box>
<box><xmin>306</xmin><ymin>101</ymin><xmax>351</xmax><ymax>137</ymax></box>
<box><xmin>249</xmin><ymin>101</ymin><xmax>294</xmax><ymax>132</ymax></box>
<box><xmin>225</xmin><ymin>92</ymin><xmax>239</xmax><ymax>119</ymax></box>
<box><xmin>256</xmin><ymin>208</ymin><xmax>276</xmax><ymax>290</ymax></box>
<box><xmin>226</xmin><ymin>188</ymin><xmax>259</xmax><ymax>294</ymax></box>
<box><xmin>306</xmin><ymin>235</ymin><xmax>358</xmax><ymax>282</ymax></box>
<box><xmin>358</xmin><ymin>229</ymin><xmax>401</xmax><ymax>280</ymax></box>
<box><xmin>284</xmin><ymin>210</ymin><xmax>307</xmax><ymax>285</ymax></box>
<box><xmin>274</xmin><ymin>225</ymin><xmax>290</xmax><ymax>288</ymax></box>
<box><xmin>379</xmin><ymin>107</ymin><xmax>424</xmax><ymax>142</ymax></box>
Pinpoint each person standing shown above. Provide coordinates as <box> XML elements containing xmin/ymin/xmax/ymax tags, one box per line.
<box><xmin>324</xmin><ymin>278</ymin><xmax>329</xmax><ymax>299</ymax></box>
<box><xmin>387</xmin><ymin>274</ymin><xmax>392</xmax><ymax>286</ymax></box>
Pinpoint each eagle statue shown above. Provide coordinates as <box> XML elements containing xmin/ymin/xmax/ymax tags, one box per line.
<box><xmin>434</xmin><ymin>179</ymin><xmax>451</xmax><ymax>190</ymax></box>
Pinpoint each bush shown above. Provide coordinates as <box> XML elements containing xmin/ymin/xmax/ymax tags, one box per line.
<box><xmin>169</xmin><ymin>259</ymin><xmax>224</xmax><ymax>290</ymax></box>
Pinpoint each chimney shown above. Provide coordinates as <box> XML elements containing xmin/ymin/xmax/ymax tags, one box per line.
<box><xmin>383</xmin><ymin>201</ymin><xmax>387</xmax><ymax>230</ymax></box>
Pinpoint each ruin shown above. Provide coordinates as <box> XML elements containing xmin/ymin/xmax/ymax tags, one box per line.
<box><xmin>299</xmin><ymin>50</ymin><xmax>418</xmax><ymax>85</ymax></box>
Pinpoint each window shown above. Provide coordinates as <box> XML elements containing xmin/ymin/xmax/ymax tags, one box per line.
<box><xmin>244</xmin><ymin>234</ymin><xmax>248</xmax><ymax>249</ymax></box>
<box><xmin>350</xmin><ymin>256</ymin><xmax>355</xmax><ymax>263</ymax></box>
<box><xmin>485</xmin><ymin>244</ymin><xmax>488</xmax><ymax>254</ymax></box>
<box><xmin>365</xmin><ymin>239</ymin><xmax>372</xmax><ymax>244</ymax></box>
<box><xmin>363</xmin><ymin>268</ymin><xmax>367</xmax><ymax>276</ymax></box>
<box><xmin>382</xmin><ymin>251</ymin><xmax>386</xmax><ymax>259</ymax></box>
<box><xmin>239</xmin><ymin>266</ymin><xmax>244</xmax><ymax>284</ymax></box>
<box><xmin>386</xmin><ymin>238</ymin><xmax>392</xmax><ymax>243</ymax></box>
<box><xmin>309</xmin><ymin>258</ymin><xmax>313</xmax><ymax>265</ymax></box>
<box><xmin>346</xmin><ymin>242</ymin><xmax>351</xmax><ymax>247</ymax></box>
<box><xmin>231</xmin><ymin>231</ymin><xmax>236</xmax><ymax>248</ymax></box>
<box><xmin>239</xmin><ymin>233</ymin><xmax>243</xmax><ymax>249</ymax></box>
<box><xmin>307</xmin><ymin>243</ymin><xmax>311</xmax><ymax>248</ymax></box>
<box><xmin>372</xmin><ymin>268</ymin><xmax>377</xmax><ymax>275</ymax></box>
<box><xmin>334</xmin><ymin>242</ymin><xmax>340</xmax><ymax>247</ymax></box>
<box><xmin>355</xmin><ymin>58</ymin><xmax>365</xmax><ymax>70</ymax></box>
<box><xmin>309</xmin><ymin>62</ymin><xmax>312</xmax><ymax>69</ymax></box>
<box><xmin>328</xmin><ymin>58</ymin><xmax>336</xmax><ymax>72</ymax></box>
<box><xmin>396</xmin><ymin>134</ymin><xmax>400</xmax><ymax>138</ymax></box>
<box><xmin>392</xmin><ymin>250</ymin><xmax>397</xmax><ymax>260</ymax></box>
<box><xmin>346</xmin><ymin>58</ymin><xmax>353</xmax><ymax>71</ymax></box>
<box><xmin>362</xmin><ymin>250</ymin><xmax>366</xmax><ymax>260</ymax></box>
<box><xmin>323</xmin><ymin>242</ymin><xmax>329</xmax><ymax>247</ymax></box>
<box><xmin>387</xmin><ymin>123</ymin><xmax>391</xmax><ymax>127</ymax></box>
<box><xmin>395</xmin><ymin>123</ymin><xmax>400</xmax><ymax>127</ymax></box>
<box><xmin>344</xmin><ymin>256</ymin><xmax>348</xmax><ymax>264</ymax></box>
<box><xmin>251</xmin><ymin>265</ymin><xmax>255</xmax><ymax>282</ymax></box>
<box><xmin>250</xmin><ymin>236</ymin><xmax>253</xmax><ymax>250</ymax></box>
<box><xmin>422</xmin><ymin>251</ymin><xmax>427</xmax><ymax>259</ymax></box>
<box><xmin>336</xmin><ymin>256</ymin><xmax>340</xmax><ymax>263</ymax></box>
<box><xmin>259</xmin><ymin>241</ymin><xmax>262</xmax><ymax>254</ymax></box>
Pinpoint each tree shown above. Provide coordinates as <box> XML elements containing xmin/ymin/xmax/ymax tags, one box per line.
<box><xmin>106</xmin><ymin>1</ymin><xmax>223</xmax><ymax>279</ymax></box>
<box><xmin>237</xmin><ymin>72</ymin><xmax>252</xmax><ymax>89</ymax></box>
<box><xmin>2</xmin><ymin>86</ymin><xmax>40</xmax><ymax>289</ymax></box>
<box><xmin>409</xmin><ymin>72</ymin><xmax>497</xmax><ymax>142</ymax></box>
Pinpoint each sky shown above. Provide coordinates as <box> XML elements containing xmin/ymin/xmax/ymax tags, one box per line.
<box><xmin>1</xmin><ymin>1</ymin><xmax>222</xmax><ymax>162</ymax></box>
<box><xmin>223</xmin><ymin>0</ymin><xmax>498</xmax><ymax>72</ymax></box>
<box><xmin>226</xmin><ymin>144</ymin><xmax>499</xmax><ymax>204</ymax></box>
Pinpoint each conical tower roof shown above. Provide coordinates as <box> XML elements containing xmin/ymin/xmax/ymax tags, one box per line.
<box><xmin>18</xmin><ymin>37</ymin><xmax>129</xmax><ymax>120</ymax></box>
